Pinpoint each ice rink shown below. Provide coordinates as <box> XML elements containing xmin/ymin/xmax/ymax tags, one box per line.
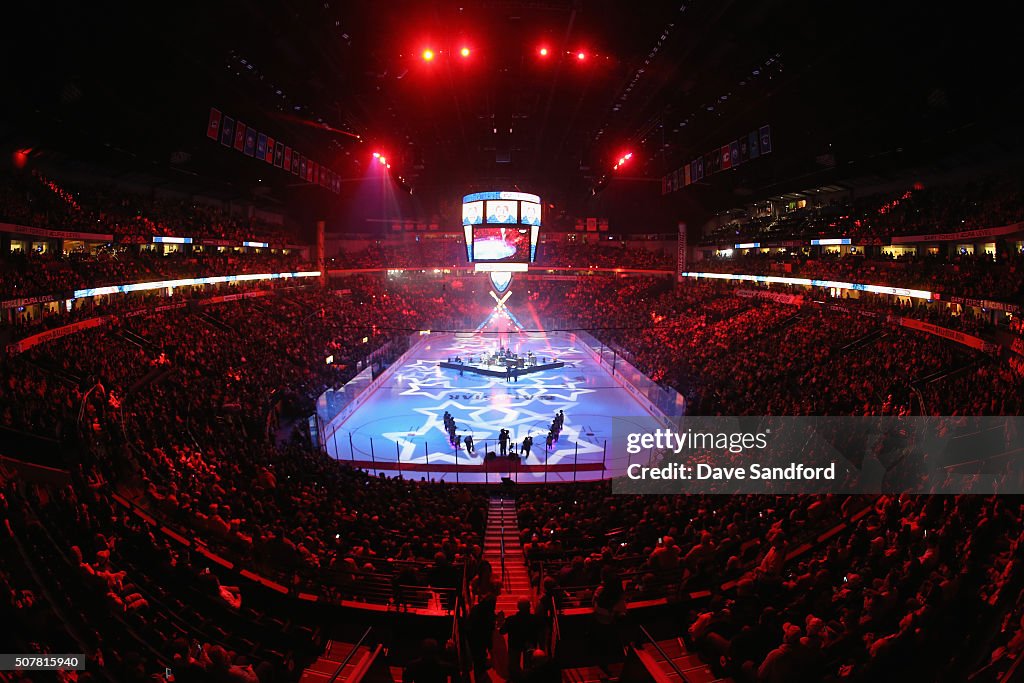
<box><xmin>323</xmin><ymin>329</ymin><xmax>661</xmax><ymax>483</ymax></box>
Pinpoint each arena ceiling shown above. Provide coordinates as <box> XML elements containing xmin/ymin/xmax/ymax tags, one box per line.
<box><xmin>2</xmin><ymin>1</ymin><xmax>1021</xmax><ymax>230</ymax></box>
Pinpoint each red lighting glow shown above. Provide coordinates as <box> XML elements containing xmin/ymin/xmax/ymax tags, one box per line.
<box><xmin>13</xmin><ymin>148</ymin><xmax>30</xmax><ymax>169</ymax></box>
<box><xmin>576</xmin><ymin>51</ymin><xmax>586</xmax><ymax>60</ymax></box>
<box><xmin>538</xmin><ymin>47</ymin><xmax>549</xmax><ymax>57</ymax></box>
<box><xmin>422</xmin><ymin>49</ymin><xmax>435</xmax><ymax>61</ymax></box>
<box><xmin>460</xmin><ymin>46</ymin><xmax>471</xmax><ymax>57</ymax></box>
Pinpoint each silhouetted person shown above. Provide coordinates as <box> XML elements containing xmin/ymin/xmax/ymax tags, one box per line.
<box><xmin>405</xmin><ymin>639</ymin><xmax>458</xmax><ymax>683</ymax></box>
<box><xmin>522</xmin><ymin>435</ymin><xmax>533</xmax><ymax>459</ymax></box>
<box><xmin>500</xmin><ymin>597</ymin><xmax>542</xmax><ymax>681</ymax></box>
<box><xmin>468</xmin><ymin>596</ymin><xmax>497</xmax><ymax>683</ymax></box>
<box><xmin>499</xmin><ymin>429</ymin><xmax>510</xmax><ymax>457</ymax></box>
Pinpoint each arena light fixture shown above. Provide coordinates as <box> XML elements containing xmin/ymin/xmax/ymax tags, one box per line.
<box><xmin>680</xmin><ymin>271</ymin><xmax>933</xmax><ymax>300</ymax></box>
<box><xmin>538</xmin><ymin>47</ymin><xmax>549</xmax><ymax>57</ymax></box>
<box><xmin>460</xmin><ymin>46</ymin><xmax>471</xmax><ymax>57</ymax></box>
<box><xmin>576</xmin><ymin>51</ymin><xmax>586</xmax><ymax>61</ymax></box>
<box><xmin>422</xmin><ymin>49</ymin><xmax>435</xmax><ymax>61</ymax></box>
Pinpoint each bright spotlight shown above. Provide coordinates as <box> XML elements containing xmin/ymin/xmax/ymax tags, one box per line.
<box><xmin>372</xmin><ymin>152</ymin><xmax>381</xmax><ymax>159</ymax></box>
<box><xmin>460</xmin><ymin>46</ymin><xmax>470</xmax><ymax>57</ymax></box>
<box><xmin>576</xmin><ymin>51</ymin><xmax>586</xmax><ymax>60</ymax></box>
<box><xmin>538</xmin><ymin>47</ymin><xmax>549</xmax><ymax>57</ymax></box>
<box><xmin>422</xmin><ymin>49</ymin><xmax>435</xmax><ymax>61</ymax></box>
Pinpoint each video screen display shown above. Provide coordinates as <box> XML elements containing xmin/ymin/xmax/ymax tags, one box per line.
<box><xmin>472</xmin><ymin>226</ymin><xmax>531</xmax><ymax>262</ymax></box>
<box><xmin>486</xmin><ymin>200</ymin><xmax>518</xmax><ymax>224</ymax></box>
<box><xmin>520</xmin><ymin>201</ymin><xmax>541</xmax><ymax>226</ymax></box>
<box><xmin>462</xmin><ymin>201</ymin><xmax>484</xmax><ymax>225</ymax></box>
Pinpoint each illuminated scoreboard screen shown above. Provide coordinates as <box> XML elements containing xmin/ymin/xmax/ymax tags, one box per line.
<box><xmin>462</xmin><ymin>191</ymin><xmax>541</xmax><ymax>263</ymax></box>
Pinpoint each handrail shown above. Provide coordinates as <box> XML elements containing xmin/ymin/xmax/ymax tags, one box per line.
<box><xmin>450</xmin><ymin>592</ymin><xmax>462</xmax><ymax>672</ymax></box>
<box><xmin>638</xmin><ymin>625</ymin><xmax>691</xmax><ymax>683</ymax></box>
<box><xmin>499</xmin><ymin>498</ymin><xmax>508</xmax><ymax>590</ymax></box>
<box><xmin>109</xmin><ymin>490</ymin><xmax>463</xmax><ymax>611</ymax></box>
<box><xmin>548</xmin><ymin>594</ymin><xmax>562</xmax><ymax>658</ymax></box>
<box><xmin>328</xmin><ymin>627</ymin><xmax>373</xmax><ymax>683</ymax></box>
<box><xmin>999</xmin><ymin>642</ymin><xmax>1024</xmax><ymax>683</ymax></box>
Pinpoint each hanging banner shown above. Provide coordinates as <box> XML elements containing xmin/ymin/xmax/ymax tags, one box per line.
<box><xmin>207</xmin><ymin>108</ymin><xmax>222</xmax><ymax>140</ymax></box>
<box><xmin>891</xmin><ymin>222</ymin><xmax>1023</xmax><ymax>244</ymax></box>
<box><xmin>233</xmin><ymin>122</ymin><xmax>246</xmax><ymax>151</ymax></box>
<box><xmin>6</xmin><ymin>316</ymin><xmax>110</xmax><ymax>354</ymax></box>
<box><xmin>898</xmin><ymin>317</ymin><xmax>998</xmax><ymax>353</ymax></box>
<box><xmin>677</xmin><ymin>222</ymin><xmax>687</xmax><ymax>283</ymax></box>
<box><xmin>220</xmin><ymin>116</ymin><xmax>235</xmax><ymax>147</ymax></box>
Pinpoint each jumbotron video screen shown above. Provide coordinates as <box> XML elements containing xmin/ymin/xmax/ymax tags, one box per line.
<box><xmin>462</xmin><ymin>191</ymin><xmax>541</xmax><ymax>263</ymax></box>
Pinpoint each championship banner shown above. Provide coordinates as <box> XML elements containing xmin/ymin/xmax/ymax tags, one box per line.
<box><xmin>220</xmin><ymin>116</ymin><xmax>235</xmax><ymax>147</ymax></box>
<box><xmin>748</xmin><ymin>130</ymin><xmax>760</xmax><ymax>159</ymax></box>
<box><xmin>243</xmin><ymin>127</ymin><xmax>257</xmax><ymax>156</ymax></box>
<box><xmin>759</xmin><ymin>125</ymin><xmax>773</xmax><ymax>154</ymax></box>
<box><xmin>730</xmin><ymin>140</ymin><xmax>740</xmax><ymax>167</ymax></box>
<box><xmin>233</xmin><ymin>122</ymin><xmax>246</xmax><ymax>151</ymax></box>
<box><xmin>207</xmin><ymin>108</ymin><xmax>222</xmax><ymax>140</ymax></box>
<box><xmin>207</xmin><ymin>108</ymin><xmax>342</xmax><ymax>194</ymax></box>
<box><xmin>721</xmin><ymin>145</ymin><xmax>732</xmax><ymax>170</ymax></box>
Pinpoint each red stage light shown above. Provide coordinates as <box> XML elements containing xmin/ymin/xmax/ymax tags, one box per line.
<box><xmin>538</xmin><ymin>47</ymin><xmax>549</xmax><ymax>57</ymax></box>
<box><xmin>460</xmin><ymin>46</ymin><xmax>470</xmax><ymax>57</ymax></box>
<box><xmin>422</xmin><ymin>49</ymin><xmax>435</xmax><ymax>61</ymax></box>
<box><xmin>576</xmin><ymin>51</ymin><xmax>586</xmax><ymax>60</ymax></box>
